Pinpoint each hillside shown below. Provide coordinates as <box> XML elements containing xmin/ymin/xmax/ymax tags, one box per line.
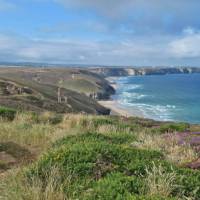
<box><xmin>0</xmin><ymin>112</ymin><xmax>200</xmax><ymax>199</ymax></box>
<box><xmin>0</xmin><ymin>68</ymin><xmax>114</xmax><ymax>115</ymax></box>
<box><xmin>0</xmin><ymin>66</ymin><xmax>199</xmax><ymax>116</ymax></box>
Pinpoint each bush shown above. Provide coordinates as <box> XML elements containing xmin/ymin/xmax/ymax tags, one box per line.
<box><xmin>159</xmin><ymin>123</ymin><xmax>189</xmax><ymax>133</ymax></box>
<box><xmin>0</xmin><ymin>107</ymin><xmax>16</xmax><ymax>120</ymax></box>
<box><xmin>85</xmin><ymin>172</ymin><xmax>143</xmax><ymax>200</ymax></box>
<box><xmin>27</xmin><ymin>133</ymin><xmax>163</xmax><ymax>198</ymax></box>
<box><xmin>30</xmin><ymin>132</ymin><xmax>200</xmax><ymax>199</ymax></box>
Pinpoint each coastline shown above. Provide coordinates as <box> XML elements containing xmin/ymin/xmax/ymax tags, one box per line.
<box><xmin>105</xmin><ymin>76</ymin><xmax>119</xmax><ymax>90</ymax></box>
<box><xmin>100</xmin><ymin>76</ymin><xmax>145</xmax><ymax>118</ymax></box>
<box><xmin>99</xmin><ymin>100</ymin><xmax>145</xmax><ymax>118</ymax></box>
<box><xmin>98</xmin><ymin>100</ymin><xmax>133</xmax><ymax>117</ymax></box>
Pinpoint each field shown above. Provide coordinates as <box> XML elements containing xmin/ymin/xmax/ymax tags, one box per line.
<box><xmin>0</xmin><ymin>67</ymin><xmax>114</xmax><ymax>115</ymax></box>
<box><xmin>0</xmin><ymin>112</ymin><xmax>200</xmax><ymax>200</ymax></box>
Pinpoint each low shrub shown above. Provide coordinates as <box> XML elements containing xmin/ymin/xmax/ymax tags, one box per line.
<box><xmin>159</xmin><ymin>123</ymin><xmax>189</xmax><ymax>133</ymax></box>
<box><xmin>30</xmin><ymin>132</ymin><xmax>200</xmax><ymax>199</ymax></box>
<box><xmin>85</xmin><ymin>172</ymin><xmax>143</xmax><ymax>200</ymax></box>
<box><xmin>0</xmin><ymin>106</ymin><xmax>16</xmax><ymax>120</ymax></box>
<box><xmin>27</xmin><ymin>133</ymin><xmax>164</xmax><ymax>198</ymax></box>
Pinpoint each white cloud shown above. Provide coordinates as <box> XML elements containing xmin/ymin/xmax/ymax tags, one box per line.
<box><xmin>1</xmin><ymin>29</ymin><xmax>200</xmax><ymax>66</ymax></box>
<box><xmin>1</xmin><ymin>1</ymin><xmax>200</xmax><ymax>65</ymax></box>
<box><xmin>183</xmin><ymin>27</ymin><xmax>196</xmax><ymax>35</ymax></box>
<box><xmin>52</xmin><ymin>0</ymin><xmax>200</xmax><ymax>36</ymax></box>
<box><xmin>0</xmin><ymin>34</ymin><xmax>169</xmax><ymax>65</ymax></box>
<box><xmin>169</xmin><ymin>29</ymin><xmax>200</xmax><ymax>58</ymax></box>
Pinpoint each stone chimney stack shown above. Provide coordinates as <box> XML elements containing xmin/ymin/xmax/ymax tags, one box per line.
<box><xmin>57</xmin><ymin>87</ymin><xmax>62</xmax><ymax>103</ymax></box>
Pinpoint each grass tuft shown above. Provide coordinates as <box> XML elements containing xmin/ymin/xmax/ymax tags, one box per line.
<box><xmin>144</xmin><ymin>163</ymin><xmax>177</xmax><ymax>198</ymax></box>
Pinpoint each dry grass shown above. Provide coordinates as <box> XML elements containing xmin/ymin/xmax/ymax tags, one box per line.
<box><xmin>0</xmin><ymin>113</ymin><xmax>111</xmax><ymax>166</ymax></box>
<box><xmin>0</xmin><ymin>112</ymin><xmax>198</xmax><ymax>167</ymax></box>
<box><xmin>0</xmin><ymin>166</ymin><xmax>70</xmax><ymax>200</ymax></box>
<box><xmin>0</xmin><ymin>112</ymin><xmax>85</xmax><ymax>145</ymax></box>
<box><xmin>144</xmin><ymin>162</ymin><xmax>177</xmax><ymax>198</ymax></box>
<box><xmin>0</xmin><ymin>119</ymin><xmax>54</xmax><ymax>150</ymax></box>
<box><xmin>97</xmin><ymin>124</ymin><xmax>131</xmax><ymax>135</ymax></box>
<box><xmin>136</xmin><ymin>131</ymin><xmax>198</xmax><ymax>165</ymax></box>
<box><xmin>61</xmin><ymin>114</ymin><xmax>94</xmax><ymax>130</ymax></box>
<box><xmin>0</xmin><ymin>112</ymin><xmax>82</xmax><ymax>160</ymax></box>
<box><xmin>1</xmin><ymin>112</ymin><xmax>197</xmax><ymax>167</ymax></box>
<box><xmin>144</xmin><ymin>163</ymin><xmax>196</xmax><ymax>200</ymax></box>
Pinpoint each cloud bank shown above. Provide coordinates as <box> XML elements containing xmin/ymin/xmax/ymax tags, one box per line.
<box><xmin>1</xmin><ymin>0</ymin><xmax>200</xmax><ymax>65</ymax></box>
<box><xmin>1</xmin><ymin>28</ymin><xmax>200</xmax><ymax>66</ymax></box>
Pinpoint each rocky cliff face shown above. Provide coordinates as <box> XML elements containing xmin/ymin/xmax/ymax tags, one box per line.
<box><xmin>91</xmin><ymin>67</ymin><xmax>200</xmax><ymax>77</ymax></box>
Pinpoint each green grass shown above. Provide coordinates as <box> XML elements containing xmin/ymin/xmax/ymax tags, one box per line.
<box><xmin>159</xmin><ymin>122</ymin><xmax>189</xmax><ymax>133</ymax></box>
<box><xmin>0</xmin><ymin>106</ymin><xmax>16</xmax><ymax>120</ymax></box>
<box><xmin>60</xmin><ymin>79</ymin><xmax>99</xmax><ymax>93</ymax></box>
<box><xmin>0</xmin><ymin>113</ymin><xmax>200</xmax><ymax>200</ymax></box>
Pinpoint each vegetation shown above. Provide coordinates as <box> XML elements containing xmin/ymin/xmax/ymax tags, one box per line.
<box><xmin>159</xmin><ymin>123</ymin><xmax>189</xmax><ymax>133</ymax></box>
<box><xmin>0</xmin><ymin>112</ymin><xmax>200</xmax><ymax>199</ymax></box>
<box><xmin>0</xmin><ymin>68</ymin><xmax>114</xmax><ymax>115</ymax></box>
<box><xmin>0</xmin><ymin>106</ymin><xmax>16</xmax><ymax>120</ymax></box>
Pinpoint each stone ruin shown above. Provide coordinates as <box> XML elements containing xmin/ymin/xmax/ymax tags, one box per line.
<box><xmin>0</xmin><ymin>81</ymin><xmax>33</xmax><ymax>96</ymax></box>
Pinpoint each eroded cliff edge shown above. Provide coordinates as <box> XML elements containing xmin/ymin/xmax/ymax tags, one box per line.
<box><xmin>90</xmin><ymin>67</ymin><xmax>200</xmax><ymax>77</ymax></box>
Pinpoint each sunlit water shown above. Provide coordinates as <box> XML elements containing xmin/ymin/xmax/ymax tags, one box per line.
<box><xmin>113</xmin><ymin>73</ymin><xmax>200</xmax><ymax>124</ymax></box>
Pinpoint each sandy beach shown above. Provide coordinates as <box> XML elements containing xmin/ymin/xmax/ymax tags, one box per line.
<box><xmin>98</xmin><ymin>100</ymin><xmax>145</xmax><ymax>118</ymax></box>
<box><xmin>100</xmin><ymin>76</ymin><xmax>145</xmax><ymax>118</ymax></box>
<box><xmin>98</xmin><ymin>100</ymin><xmax>132</xmax><ymax>117</ymax></box>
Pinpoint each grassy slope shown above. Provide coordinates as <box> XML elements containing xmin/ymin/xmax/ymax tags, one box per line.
<box><xmin>0</xmin><ymin>68</ymin><xmax>112</xmax><ymax>114</ymax></box>
<box><xmin>0</xmin><ymin>112</ymin><xmax>200</xmax><ymax>200</ymax></box>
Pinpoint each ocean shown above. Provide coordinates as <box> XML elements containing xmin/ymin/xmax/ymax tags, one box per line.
<box><xmin>112</xmin><ymin>73</ymin><xmax>200</xmax><ymax>124</ymax></box>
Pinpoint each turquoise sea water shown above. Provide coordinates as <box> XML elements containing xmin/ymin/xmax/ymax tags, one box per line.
<box><xmin>113</xmin><ymin>73</ymin><xmax>200</xmax><ymax>124</ymax></box>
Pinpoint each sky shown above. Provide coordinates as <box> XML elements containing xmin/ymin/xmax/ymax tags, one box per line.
<box><xmin>1</xmin><ymin>0</ymin><xmax>200</xmax><ymax>66</ymax></box>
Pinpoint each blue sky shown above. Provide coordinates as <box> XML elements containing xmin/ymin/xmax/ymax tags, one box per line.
<box><xmin>1</xmin><ymin>0</ymin><xmax>200</xmax><ymax>66</ymax></box>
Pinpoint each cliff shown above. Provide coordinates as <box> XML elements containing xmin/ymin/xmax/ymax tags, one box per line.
<box><xmin>90</xmin><ymin>67</ymin><xmax>200</xmax><ymax>77</ymax></box>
